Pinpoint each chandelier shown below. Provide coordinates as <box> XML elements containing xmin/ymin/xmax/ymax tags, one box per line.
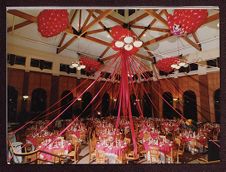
<box><xmin>111</xmin><ymin>25</ymin><xmax>143</xmax><ymax>53</ymax></box>
<box><xmin>69</xmin><ymin>61</ymin><xmax>86</xmax><ymax>70</ymax></box>
<box><xmin>170</xmin><ymin>60</ymin><xmax>189</xmax><ymax>70</ymax></box>
<box><xmin>114</xmin><ymin>35</ymin><xmax>143</xmax><ymax>51</ymax></box>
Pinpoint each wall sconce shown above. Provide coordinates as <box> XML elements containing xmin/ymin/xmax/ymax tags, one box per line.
<box><xmin>77</xmin><ymin>98</ymin><xmax>82</xmax><ymax>101</ymax></box>
<box><xmin>23</xmin><ymin>95</ymin><xmax>29</xmax><ymax>101</ymax></box>
<box><xmin>173</xmin><ymin>98</ymin><xmax>180</xmax><ymax>102</ymax></box>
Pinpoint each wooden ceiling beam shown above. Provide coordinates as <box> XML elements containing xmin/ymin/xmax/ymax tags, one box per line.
<box><xmin>128</xmin><ymin>29</ymin><xmax>154</xmax><ymax>60</ymax></box>
<box><xmin>143</xmin><ymin>33</ymin><xmax>172</xmax><ymax>46</ymax></box>
<box><xmin>130</xmin><ymin>25</ymin><xmax>145</xmax><ymax>29</ymax></box>
<box><xmin>162</xmin><ymin>9</ymin><xmax>169</xmax><ymax>18</ymax></box>
<box><xmin>95</xmin><ymin>9</ymin><xmax>124</xmax><ymax>25</ymax></box>
<box><xmin>149</xmin><ymin>27</ymin><xmax>170</xmax><ymax>32</ymax></box>
<box><xmin>181</xmin><ymin>36</ymin><xmax>202</xmax><ymax>51</ymax></box>
<box><xmin>84</xmin><ymin>35</ymin><xmax>111</xmax><ymax>47</ymax></box>
<box><xmin>142</xmin><ymin>46</ymin><xmax>154</xmax><ymax>57</ymax></box>
<box><xmin>131</xmin><ymin>25</ymin><xmax>169</xmax><ymax>32</ymax></box>
<box><xmin>82</xmin><ymin>10</ymin><xmax>113</xmax><ymax>33</ymax></box>
<box><xmin>57</xmin><ymin>33</ymin><xmax>67</xmax><ymax>48</ymax></box>
<box><xmin>86</xmin><ymin>28</ymin><xmax>106</xmax><ymax>35</ymax></box>
<box><xmin>58</xmin><ymin>10</ymin><xmax>112</xmax><ymax>54</ymax></box>
<box><xmin>7</xmin><ymin>20</ymin><xmax>33</xmax><ymax>32</ymax></box>
<box><xmin>88</xmin><ymin>11</ymin><xmax>106</xmax><ymax>28</ymax></box>
<box><xmin>100</xmin><ymin>47</ymin><xmax>110</xmax><ymax>58</ymax></box>
<box><xmin>7</xmin><ymin>10</ymin><xmax>37</xmax><ymax>22</ymax></box>
<box><xmin>129</xmin><ymin>13</ymin><xmax>149</xmax><ymax>25</ymax></box>
<box><xmin>204</xmin><ymin>13</ymin><xmax>219</xmax><ymax>25</ymax></box>
<box><xmin>192</xmin><ymin>33</ymin><xmax>201</xmax><ymax>45</ymax></box>
<box><xmin>88</xmin><ymin>11</ymin><xmax>113</xmax><ymax>38</ymax></box>
<box><xmin>57</xmin><ymin>35</ymin><xmax>78</xmax><ymax>54</ymax></box>
<box><xmin>144</xmin><ymin>9</ymin><xmax>168</xmax><ymax>27</ymax></box>
<box><xmin>135</xmin><ymin>53</ymin><xmax>153</xmax><ymax>62</ymax></box>
<box><xmin>69</xmin><ymin>10</ymin><xmax>78</xmax><ymax>25</ymax></box>
<box><xmin>81</xmin><ymin>10</ymin><xmax>93</xmax><ymax>29</ymax></box>
<box><xmin>101</xmin><ymin>53</ymin><xmax>118</xmax><ymax>62</ymax></box>
<box><xmin>57</xmin><ymin>10</ymin><xmax>78</xmax><ymax>49</ymax></box>
<box><xmin>138</xmin><ymin>10</ymin><xmax>165</xmax><ymax>39</ymax></box>
<box><xmin>78</xmin><ymin>10</ymin><xmax>82</xmax><ymax>31</ymax></box>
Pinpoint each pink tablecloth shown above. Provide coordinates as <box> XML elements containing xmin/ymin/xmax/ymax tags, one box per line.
<box><xmin>139</xmin><ymin>131</ymin><xmax>159</xmax><ymax>139</ymax></box>
<box><xmin>96</xmin><ymin>143</ymin><xmax>127</xmax><ymax>156</ymax></box>
<box><xmin>143</xmin><ymin>141</ymin><xmax>173</xmax><ymax>154</ymax></box>
<box><xmin>38</xmin><ymin>142</ymin><xmax>72</xmax><ymax>162</ymax></box>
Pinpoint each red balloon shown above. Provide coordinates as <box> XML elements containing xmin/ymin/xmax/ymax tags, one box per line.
<box><xmin>156</xmin><ymin>57</ymin><xmax>180</xmax><ymax>73</ymax></box>
<box><xmin>111</xmin><ymin>25</ymin><xmax>125</xmax><ymax>40</ymax></box>
<box><xmin>37</xmin><ymin>9</ymin><xmax>69</xmax><ymax>37</ymax></box>
<box><xmin>127</xmin><ymin>47</ymin><xmax>139</xmax><ymax>54</ymax></box>
<box><xmin>167</xmin><ymin>9</ymin><xmax>208</xmax><ymax>36</ymax></box>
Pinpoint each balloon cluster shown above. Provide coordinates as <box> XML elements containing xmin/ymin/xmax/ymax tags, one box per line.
<box><xmin>167</xmin><ymin>9</ymin><xmax>208</xmax><ymax>36</ymax></box>
<box><xmin>156</xmin><ymin>57</ymin><xmax>180</xmax><ymax>73</ymax></box>
<box><xmin>80</xmin><ymin>56</ymin><xmax>102</xmax><ymax>73</ymax></box>
<box><xmin>37</xmin><ymin>10</ymin><xmax>69</xmax><ymax>37</ymax></box>
<box><xmin>110</xmin><ymin>25</ymin><xmax>143</xmax><ymax>55</ymax></box>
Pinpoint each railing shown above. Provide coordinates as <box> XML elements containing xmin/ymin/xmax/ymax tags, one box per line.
<box><xmin>9</xmin><ymin>148</ymin><xmax>71</xmax><ymax>164</ymax></box>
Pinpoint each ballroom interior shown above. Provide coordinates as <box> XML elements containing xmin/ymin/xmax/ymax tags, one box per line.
<box><xmin>7</xmin><ymin>7</ymin><xmax>220</xmax><ymax>164</ymax></box>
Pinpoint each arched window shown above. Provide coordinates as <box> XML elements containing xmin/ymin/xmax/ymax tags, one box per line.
<box><xmin>183</xmin><ymin>90</ymin><xmax>197</xmax><ymax>121</ymax></box>
<box><xmin>162</xmin><ymin>92</ymin><xmax>173</xmax><ymax>119</ymax></box>
<box><xmin>8</xmin><ymin>86</ymin><xmax>18</xmax><ymax>122</ymax></box>
<box><xmin>130</xmin><ymin>94</ymin><xmax>139</xmax><ymax>117</ymax></box>
<box><xmin>61</xmin><ymin>90</ymin><xmax>74</xmax><ymax>119</ymax></box>
<box><xmin>214</xmin><ymin>89</ymin><xmax>220</xmax><ymax>123</ymax></box>
<box><xmin>82</xmin><ymin>92</ymin><xmax>92</xmax><ymax>118</ymax></box>
<box><xmin>143</xmin><ymin>93</ymin><xmax>153</xmax><ymax>118</ymax></box>
<box><xmin>30</xmin><ymin>88</ymin><xmax>47</xmax><ymax>116</ymax></box>
<box><xmin>101</xmin><ymin>92</ymin><xmax>110</xmax><ymax>116</ymax></box>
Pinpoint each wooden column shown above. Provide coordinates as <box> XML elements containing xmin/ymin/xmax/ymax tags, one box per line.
<box><xmin>50</xmin><ymin>76</ymin><xmax>59</xmax><ymax>106</ymax></box>
<box><xmin>21</xmin><ymin>72</ymin><xmax>29</xmax><ymax>121</ymax></box>
<box><xmin>199</xmin><ymin>75</ymin><xmax>211</xmax><ymax>121</ymax></box>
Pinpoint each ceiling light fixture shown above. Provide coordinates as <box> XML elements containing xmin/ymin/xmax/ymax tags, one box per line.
<box><xmin>170</xmin><ymin>60</ymin><xmax>189</xmax><ymax>70</ymax></box>
<box><xmin>70</xmin><ymin>61</ymin><xmax>86</xmax><ymax>70</ymax></box>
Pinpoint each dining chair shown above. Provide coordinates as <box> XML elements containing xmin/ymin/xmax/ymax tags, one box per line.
<box><xmin>175</xmin><ymin>138</ymin><xmax>185</xmax><ymax>159</ymax></box>
<box><xmin>148</xmin><ymin>147</ymin><xmax>160</xmax><ymax>164</ymax></box>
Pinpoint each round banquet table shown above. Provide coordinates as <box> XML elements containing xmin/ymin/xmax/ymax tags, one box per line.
<box><xmin>143</xmin><ymin>141</ymin><xmax>173</xmax><ymax>155</ymax></box>
<box><xmin>38</xmin><ymin>140</ymin><xmax>72</xmax><ymax>162</ymax></box>
<box><xmin>96</xmin><ymin>142</ymin><xmax>127</xmax><ymax>156</ymax></box>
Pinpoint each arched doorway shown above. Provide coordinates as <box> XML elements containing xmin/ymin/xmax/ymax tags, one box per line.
<box><xmin>8</xmin><ymin>86</ymin><xmax>18</xmax><ymax>122</ymax></box>
<box><xmin>101</xmin><ymin>92</ymin><xmax>110</xmax><ymax>117</ymax></box>
<box><xmin>30</xmin><ymin>88</ymin><xmax>47</xmax><ymax>118</ymax></box>
<box><xmin>82</xmin><ymin>92</ymin><xmax>92</xmax><ymax>118</ymax></box>
<box><xmin>162</xmin><ymin>92</ymin><xmax>173</xmax><ymax>119</ymax></box>
<box><xmin>143</xmin><ymin>93</ymin><xmax>153</xmax><ymax>118</ymax></box>
<box><xmin>61</xmin><ymin>90</ymin><xmax>74</xmax><ymax>119</ymax></box>
<box><xmin>130</xmin><ymin>94</ymin><xmax>139</xmax><ymax>117</ymax></box>
<box><xmin>183</xmin><ymin>90</ymin><xmax>197</xmax><ymax>121</ymax></box>
<box><xmin>214</xmin><ymin>89</ymin><xmax>220</xmax><ymax>123</ymax></box>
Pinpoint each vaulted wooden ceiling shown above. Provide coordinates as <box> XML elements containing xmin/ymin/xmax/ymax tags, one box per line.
<box><xmin>7</xmin><ymin>8</ymin><xmax>219</xmax><ymax>64</ymax></box>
